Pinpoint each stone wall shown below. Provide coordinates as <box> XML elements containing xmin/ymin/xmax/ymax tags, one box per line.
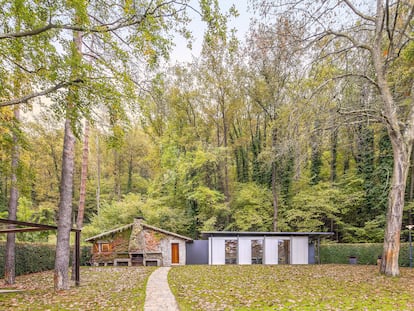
<box><xmin>90</xmin><ymin>218</ymin><xmax>189</xmax><ymax>266</ymax></box>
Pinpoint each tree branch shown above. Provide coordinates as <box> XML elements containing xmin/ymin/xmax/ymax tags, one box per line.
<box><xmin>308</xmin><ymin>73</ymin><xmax>380</xmax><ymax>101</ymax></box>
<box><xmin>342</xmin><ymin>0</ymin><xmax>376</xmax><ymax>22</ymax></box>
<box><xmin>0</xmin><ymin>79</ymin><xmax>83</xmax><ymax>107</ymax></box>
<box><xmin>0</xmin><ymin>24</ymin><xmax>55</xmax><ymax>39</ymax></box>
<box><xmin>324</xmin><ymin>30</ymin><xmax>373</xmax><ymax>52</ymax></box>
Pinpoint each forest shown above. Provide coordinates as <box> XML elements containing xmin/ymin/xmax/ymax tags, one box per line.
<box><xmin>1</xmin><ymin>0</ymin><xmax>414</xmax><ymax>287</ymax></box>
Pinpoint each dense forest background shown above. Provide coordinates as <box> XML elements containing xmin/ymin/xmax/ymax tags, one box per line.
<box><xmin>1</xmin><ymin>0</ymin><xmax>413</xmax><ymax>245</ymax></box>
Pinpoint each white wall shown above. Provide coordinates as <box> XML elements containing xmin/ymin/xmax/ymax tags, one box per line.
<box><xmin>209</xmin><ymin>235</ymin><xmax>310</xmax><ymax>265</ymax></box>
<box><xmin>264</xmin><ymin>237</ymin><xmax>279</xmax><ymax>264</ymax></box>
<box><xmin>209</xmin><ymin>237</ymin><xmax>225</xmax><ymax>264</ymax></box>
<box><xmin>238</xmin><ymin>237</ymin><xmax>251</xmax><ymax>264</ymax></box>
<box><xmin>291</xmin><ymin>236</ymin><xmax>309</xmax><ymax>264</ymax></box>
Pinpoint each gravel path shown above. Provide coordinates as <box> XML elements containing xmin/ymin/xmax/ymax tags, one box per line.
<box><xmin>144</xmin><ymin>267</ymin><xmax>180</xmax><ymax>311</ymax></box>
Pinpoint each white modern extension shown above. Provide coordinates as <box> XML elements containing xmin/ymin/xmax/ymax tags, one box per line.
<box><xmin>203</xmin><ymin>232</ymin><xmax>333</xmax><ymax>265</ymax></box>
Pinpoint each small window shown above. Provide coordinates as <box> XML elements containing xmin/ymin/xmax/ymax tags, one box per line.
<box><xmin>99</xmin><ymin>243</ymin><xmax>110</xmax><ymax>253</ymax></box>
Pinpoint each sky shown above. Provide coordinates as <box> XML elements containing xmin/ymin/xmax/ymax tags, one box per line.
<box><xmin>170</xmin><ymin>1</ymin><xmax>254</xmax><ymax>63</ymax></box>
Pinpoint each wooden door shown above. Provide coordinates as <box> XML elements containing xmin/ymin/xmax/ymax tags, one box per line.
<box><xmin>171</xmin><ymin>243</ymin><xmax>179</xmax><ymax>264</ymax></box>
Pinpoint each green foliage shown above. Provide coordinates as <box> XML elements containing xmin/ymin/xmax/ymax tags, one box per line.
<box><xmin>0</xmin><ymin>242</ymin><xmax>91</xmax><ymax>277</ymax></box>
<box><xmin>82</xmin><ymin>193</ymin><xmax>191</xmax><ymax>238</ymax></box>
<box><xmin>320</xmin><ymin>243</ymin><xmax>383</xmax><ymax>265</ymax></box>
<box><xmin>229</xmin><ymin>183</ymin><xmax>273</xmax><ymax>231</ymax></box>
<box><xmin>310</xmin><ymin>139</ymin><xmax>322</xmax><ymax>185</ymax></box>
<box><xmin>320</xmin><ymin>243</ymin><xmax>412</xmax><ymax>267</ymax></box>
<box><xmin>341</xmin><ymin>215</ymin><xmax>385</xmax><ymax>243</ymax></box>
<box><xmin>3</xmin><ymin>0</ymin><xmax>413</xmax><ymax>250</ymax></box>
<box><xmin>82</xmin><ymin>193</ymin><xmax>143</xmax><ymax>238</ymax></box>
<box><xmin>286</xmin><ymin>180</ymin><xmax>365</xmax><ymax>232</ymax></box>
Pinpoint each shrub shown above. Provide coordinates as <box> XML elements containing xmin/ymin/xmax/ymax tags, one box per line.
<box><xmin>320</xmin><ymin>243</ymin><xmax>411</xmax><ymax>266</ymax></box>
<box><xmin>0</xmin><ymin>243</ymin><xmax>92</xmax><ymax>277</ymax></box>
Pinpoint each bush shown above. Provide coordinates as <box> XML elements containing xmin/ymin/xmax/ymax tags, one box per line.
<box><xmin>320</xmin><ymin>243</ymin><xmax>412</xmax><ymax>266</ymax></box>
<box><xmin>0</xmin><ymin>243</ymin><xmax>92</xmax><ymax>277</ymax></box>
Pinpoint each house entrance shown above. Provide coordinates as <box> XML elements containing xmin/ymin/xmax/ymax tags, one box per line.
<box><xmin>171</xmin><ymin>243</ymin><xmax>179</xmax><ymax>264</ymax></box>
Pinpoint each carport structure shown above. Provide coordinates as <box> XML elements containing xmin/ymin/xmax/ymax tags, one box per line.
<box><xmin>0</xmin><ymin>218</ymin><xmax>81</xmax><ymax>286</ymax></box>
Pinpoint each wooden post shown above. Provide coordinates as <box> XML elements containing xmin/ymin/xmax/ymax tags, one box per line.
<box><xmin>75</xmin><ymin>230</ymin><xmax>80</xmax><ymax>286</ymax></box>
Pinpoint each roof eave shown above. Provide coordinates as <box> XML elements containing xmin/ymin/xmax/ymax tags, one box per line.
<box><xmin>85</xmin><ymin>223</ymin><xmax>133</xmax><ymax>242</ymax></box>
<box><xmin>201</xmin><ymin>231</ymin><xmax>334</xmax><ymax>239</ymax></box>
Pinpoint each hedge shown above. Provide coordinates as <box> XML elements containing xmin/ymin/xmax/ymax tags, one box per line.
<box><xmin>320</xmin><ymin>243</ymin><xmax>412</xmax><ymax>266</ymax></box>
<box><xmin>0</xmin><ymin>242</ymin><xmax>92</xmax><ymax>277</ymax></box>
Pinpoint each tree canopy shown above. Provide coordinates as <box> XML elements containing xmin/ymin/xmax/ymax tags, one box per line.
<box><xmin>1</xmin><ymin>0</ymin><xmax>414</xmax><ymax>282</ymax></box>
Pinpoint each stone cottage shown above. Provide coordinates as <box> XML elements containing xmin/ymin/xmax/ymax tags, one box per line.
<box><xmin>85</xmin><ymin>218</ymin><xmax>192</xmax><ymax>266</ymax></box>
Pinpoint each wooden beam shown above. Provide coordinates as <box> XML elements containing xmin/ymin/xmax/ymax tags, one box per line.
<box><xmin>0</xmin><ymin>218</ymin><xmax>58</xmax><ymax>230</ymax></box>
<box><xmin>0</xmin><ymin>227</ymin><xmax>56</xmax><ymax>233</ymax></box>
<box><xmin>0</xmin><ymin>218</ymin><xmax>80</xmax><ymax>232</ymax></box>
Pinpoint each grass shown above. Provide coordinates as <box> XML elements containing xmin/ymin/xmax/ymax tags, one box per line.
<box><xmin>2</xmin><ymin>264</ymin><xmax>414</xmax><ymax>310</ymax></box>
<box><xmin>169</xmin><ymin>265</ymin><xmax>414</xmax><ymax>311</ymax></box>
<box><xmin>0</xmin><ymin>266</ymin><xmax>156</xmax><ymax>310</ymax></box>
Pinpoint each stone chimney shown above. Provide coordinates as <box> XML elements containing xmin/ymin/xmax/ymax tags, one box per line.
<box><xmin>134</xmin><ymin>216</ymin><xmax>145</xmax><ymax>224</ymax></box>
<box><xmin>129</xmin><ymin>217</ymin><xmax>145</xmax><ymax>252</ymax></box>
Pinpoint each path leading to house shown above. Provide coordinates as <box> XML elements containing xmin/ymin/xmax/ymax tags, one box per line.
<box><xmin>144</xmin><ymin>267</ymin><xmax>180</xmax><ymax>311</ymax></box>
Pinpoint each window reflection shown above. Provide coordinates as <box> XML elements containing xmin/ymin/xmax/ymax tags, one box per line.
<box><xmin>278</xmin><ymin>240</ymin><xmax>290</xmax><ymax>264</ymax></box>
<box><xmin>251</xmin><ymin>240</ymin><xmax>263</xmax><ymax>264</ymax></box>
<box><xmin>225</xmin><ymin>240</ymin><xmax>237</xmax><ymax>264</ymax></box>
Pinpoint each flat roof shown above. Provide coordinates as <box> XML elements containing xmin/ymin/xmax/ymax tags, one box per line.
<box><xmin>202</xmin><ymin>231</ymin><xmax>333</xmax><ymax>239</ymax></box>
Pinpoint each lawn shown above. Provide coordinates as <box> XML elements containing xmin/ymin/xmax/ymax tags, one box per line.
<box><xmin>0</xmin><ymin>266</ymin><xmax>156</xmax><ymax>310</ymax></box>
<box><xmin>169</xmin><ymin>265</ymin><xmax>414</xmax><ymax>311</ymax></box>
<box><xmin>2</xmin><ymin>265</ymin><xmax>414</xmax><ymax>310</ymax></box>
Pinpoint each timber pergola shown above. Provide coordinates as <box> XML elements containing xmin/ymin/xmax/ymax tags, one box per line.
<box><xmin>0</xmin><ymin>218</ymin><xmax>81</xmax><ymax>286</ymax></box>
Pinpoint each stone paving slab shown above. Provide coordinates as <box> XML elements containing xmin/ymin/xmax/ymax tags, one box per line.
<box><xmin>144</xmin><ymin>267</ymin><xmax>180</xmax><ymax>311</ymax></box>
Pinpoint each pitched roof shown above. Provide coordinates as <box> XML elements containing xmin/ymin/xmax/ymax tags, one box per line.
<box><xmin>85</xmin><ymin>222</ymin><xmax>193</xmax><ymax>242</ymax></box>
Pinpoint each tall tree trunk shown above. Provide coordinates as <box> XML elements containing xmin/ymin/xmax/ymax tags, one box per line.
<box><xmin>76</xmin><ymin>120</ymin><xmax>89</xmax><ymax>230</ymax></box>
<box><xmin>371</xmin><ymin>0</ymin><xmax>414</xmax><ymax>269</ymax></box>
<box><xmin>5</xmin><ymin>106</ymin><xmax>20</xmax><ymax>285</ymax></box>
<box><xmin>54</xmin><ymin>116</ymin><xmax>76</xmax><ymax>290</ymax></box>
<box><xmin>54</xmin><ymin>27</ymin><xmax>81</xmax><ymax>291</ymax></box>
<box><xmin>71</xmin><ymin>120</ymin><xmax>89</xmax><ymax>280</ymax></box>
<box><xmin>96</xmin><ymin>133</ymin><xmax>101</xmax><ymax>215</ymax></box>
<box><xmin>271</xmin><ymin>126</ymin><xmax>278</xmax><ymax>231</ymax></box>
<box><xmin>380</xmin><ymin>142</ymin><xmax>411</xmax><ymax>276</ymax></box>
<box><xmin>113</xmin><ymin>149</ymin><xmax>121</xmax><ymax>200</ymax></box>
<box><xmin>127</xmin><ymin>154</ymin><xmax>133</xmax><ymax>193</ymax></box>
<box><xmin>375</xmin><ymin>46</ymin><xmax>414</xmax><ymax>275</ymax></box>
<box><xmin>330</xmin><ymin>128</ymin><xmax>338</xmax><ymax>183</ymax></box>
<box><xmin>408</xmin><ymin>148</ymin><xmax>414</xmax><ymax>225</ymax></box>
<box><xmin>222</xmin><ymin>114</ymin><xmax>230</xmax><ymax>201</ymax></box>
